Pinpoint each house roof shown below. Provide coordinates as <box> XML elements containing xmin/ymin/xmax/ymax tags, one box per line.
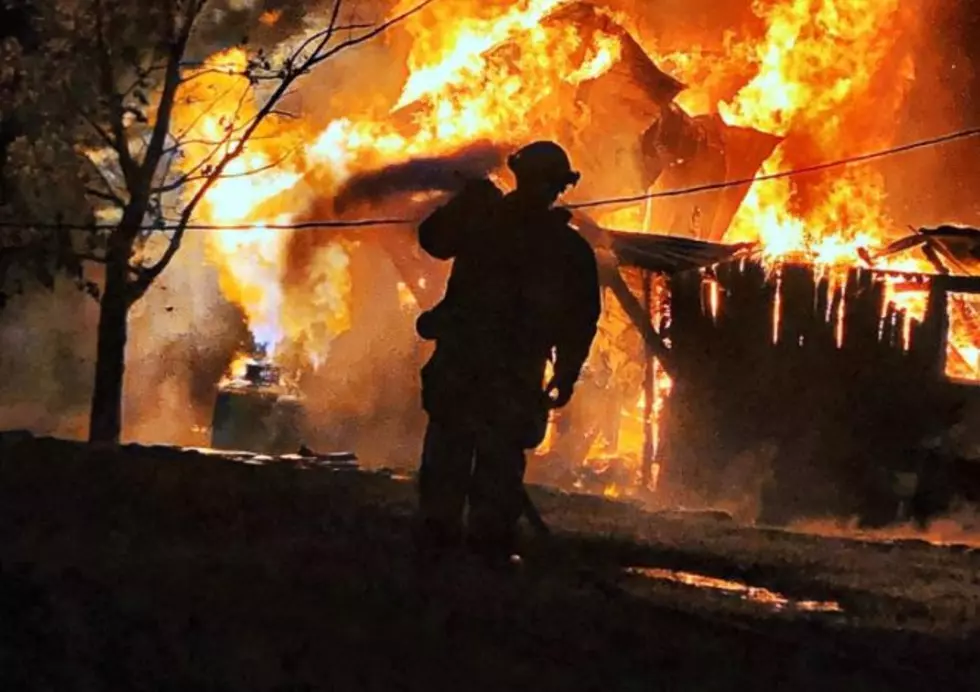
<box><xmin>607</xmin><ymin>229</ymin><xmax>750</xmax><ymax>273</ymax></box>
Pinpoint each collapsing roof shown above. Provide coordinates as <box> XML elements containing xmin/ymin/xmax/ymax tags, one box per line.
<box><xmin>639</xmin><ymin>105</ymin><xmax>783</xmax><ymax>242</ymax></box>
<box><xmin>607</xmin><ymin>229</ymin><xmax>751</xmax><ymax>274</ymax></box>
<box><xmin>545</xmin><ymin>2</ymin><xmax>686</xmax><ymax>122</ymax></box>
<box><xmin>546</xmin><ymin>2</ymin><xmax>782</xmax><ymax>242</ymax></box>
<box><xmin>861</xmin><ymin>225</ymin><xmax>980</xmax><ymax>277</ymax></box>
<box><xmin>606</xmin><ymin>225</ymin><xmax>980</xmax><ymax>279</ymax></box>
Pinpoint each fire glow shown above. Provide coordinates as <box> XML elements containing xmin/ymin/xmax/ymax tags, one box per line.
<box><xmin>169</xmin><ymin>1</ymin><xmax>976</xmax><ymax>412</ymax></box>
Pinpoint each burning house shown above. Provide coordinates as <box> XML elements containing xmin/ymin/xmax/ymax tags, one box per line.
<box><xmin>156</xmin><ymin>0</ymin><xmax>980</xmax><ymax>522</ymax></box>
<box><xmin>592</xmin><ymin>227</ymin><xmax>980</xmax><ymax>526</ymax></box>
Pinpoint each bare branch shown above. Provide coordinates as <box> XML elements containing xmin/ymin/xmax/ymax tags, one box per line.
<box><xmin>164</xmin><ymin>134</ymin><xmax>279</xmax><ymax>151</ymax></box>
<box><xmin>291</xmin><ymin>1</ymin><xmax>345</xmax><ymax>63</ymax></box>
<box><xmin>303</xmin><ymin>0</ymin><xmax>435</xmax><ymax>71</ymax></box>
<box><xmin>80</xmin><ymin>150</ymin><xmax>128</xmax><ymax>207</ymax></box>
<box><xmin>178</xmin><ymin>66</ymin><xmax>246</xmax><ymax>85</ymax></box>
<box><xmin>310</xmin><ymin>0</ymin><xmax>345</xmax><ymax>63</ymax></box>
<box><xmin>72</xmin><ymin>100</ymin><xmax>118</xmax><ymax>152</ymax></box>
<box><xmin>128</xmin><ymin>230</ymin><xmax>183</xmax><ymax>300</ymax></box>
<box><xmin>152</xmin><ymin>145</ymin><xmax>298</xmax><ymax>195</ymax></box>
<box><xmin>92</xmin><ymin>0</ymin><xmax>138</xmax><ymax>184</ymax></box>
<box><xmin>85</xmin><ymin>187</ymin><xmax>126</xmax><ymax>206</ymax></box>
<box><xmin>171</xmin><ymin>84</ymin><xmax>238</xmax><ymax>143</ymax></box>
<box><xmin>128</xmin><ymin>0</ymin><xmax>435</xmax><ymax>297</ymax></box>
<box><xmin>137</xmin><ymin>15</ymin><xmax>197</xmax><ymax>201</ymax></box>
<box><xmin>154</xmin><ymin>84</ymin><xmax>255</xmax><ymax>193</ymax></box>
<box><xmin>120</xmin><ymin>62</ymin><xmax>168</xmax><ymax>98</ymax></box>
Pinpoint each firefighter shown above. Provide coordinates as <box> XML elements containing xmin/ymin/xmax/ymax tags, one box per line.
<box><xmin>414</xmin><ymin>141</ymin><xmax>601</xmax><ymax>566</ymax></box>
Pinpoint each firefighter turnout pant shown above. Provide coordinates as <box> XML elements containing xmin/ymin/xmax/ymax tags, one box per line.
<box><xmin>417</xmin><ymin>417</ymin><xmax>527</xmax><ymax>559</ymax></box>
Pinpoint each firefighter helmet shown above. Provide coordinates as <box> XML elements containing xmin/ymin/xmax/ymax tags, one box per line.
<box><xmin>507</xmin><ymin>141</ymin><xmax>581</xmax><ymax>188</ymax></box>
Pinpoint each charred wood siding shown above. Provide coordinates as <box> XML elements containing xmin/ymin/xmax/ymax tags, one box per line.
<box><xmin>656</xmin><ymin>259</ymin><xmax>972</xmax><ymax>524</ymax></box>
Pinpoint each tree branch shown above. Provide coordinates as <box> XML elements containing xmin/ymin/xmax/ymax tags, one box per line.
<box><xmin>151</xmin><ymin>145</ymin><xmax>297</xmax><ymax>195</ymax></box>
<box><xmin>71</xmin><ymin>96</ymin><xmax>117</xmax><ymax>151</ymax></box>
<box><xmin>80</xmin><ymin>151</ymin><xmax>128</xmax><ymax>206</ymax></box>
<box><xmin>290</xmin><ymin>0</ymin><xmax>345</xmax><ymax>63</ymax></box>
<box><xmin>120</xmin><ymin>62</ymin><xmax>167</xmax><ymax>98</ymax></box>
<box><xmin>128</xmin><ymin>230</ymin><xmax>183</xmax><ymax>301</ymax></box>
<box><xmin>178</xmin><ymin>66</ymin><xmax>246</xmax><ymax>85</ymax></box>
<box><xmin>92</xmin><ymin>0</ymin><xmax>138</xmax><ymax>184</ymax></box>
<box><xmin>303</xmin><ymin>1</ymin><xmax>434</xmax><ymax>71</ymax></box>
<box><xmin>154</xmin><ymin>85</ymin><xmax>255</xmax><ymax>193</ymax></box>
<box><xmin>170</xmin><ymin>84</ymin><xmax>238</xmax><ymax>143</ymax></box>
<box><xmin>128</xmin><ymin>0</ymin><xmax>434</xmax><ymax>302</ymax></box>
<box><xmin>85</xmin><ymin>187</ymin><xmax>126</xmax><ymax>206</ymax></box>
<box><xmin>136</xmin><ymin>6</ymin><xmax>198</xmax><ymax>207</ymax></box>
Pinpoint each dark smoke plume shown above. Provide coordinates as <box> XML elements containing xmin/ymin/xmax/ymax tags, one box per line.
<box><xmin>332</xmin><ymin>141</ymin><xmax>508</xmax><ymax>214</ymax></box>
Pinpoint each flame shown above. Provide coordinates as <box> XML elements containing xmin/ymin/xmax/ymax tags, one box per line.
<box><xmin>603</xmin><ymin>484</ymin><xmax>621</xmax><ymax>499</ymax></box>
<box><xmin>718</xmin><ymin>0</ymin><xmax>916</xmax><ymax>266</ymax></box>
<box><xmin>393</xmin><ymin>0</ymin><xmax>573</xmax><ymax>109</ymax></box>
<box><xmin>163</xmin><ymin>0</ymin><xmax>976</xmax><ymax>474</ymax></box>
<box><xmin>259</xmin><ymin>9</ymin><xmax>282</xmax><ymax>27</ymax></box>
<box><xmin>307</xmin><ymin>1</ymin><xmax>622</xmax><ymax>175</ymax></box>
<box><xmin>946</xmin><ymin>293</ymin><xmax>980</xmax><ymax>383</ymax></box>
<box><xmin>167</xmin><ymin>1</ymin><xmax>631</xmax><ymax>375</ymax></box>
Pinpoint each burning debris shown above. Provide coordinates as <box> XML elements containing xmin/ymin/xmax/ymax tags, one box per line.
<box><xmin>211</xmin><ymin>353</ymin><xmax>306</xmax><ymax>455</ymax></box>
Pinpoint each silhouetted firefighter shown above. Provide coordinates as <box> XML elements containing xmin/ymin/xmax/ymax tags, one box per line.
<box><xmin>414</xmin><ymin>141</ymin><xmax>601</xmax><ymax>566</ymax></box>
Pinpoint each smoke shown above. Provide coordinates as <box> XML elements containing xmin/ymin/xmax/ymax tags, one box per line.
<box><xmin>122</xmin><ymin>232</ymin><xmax>252</xmax><ymax>446</ymax></box>
<box><xmin>0</xmin><ymin>232</ymin><xmax>249</xmax><ymax>444</ymax></box>
<box><xmin>790</xmin><ymin>500</ymin><xmax>980</xmax><ymax>549</ymax></box>
<box><xmin>884</xmin><ymin>0</ymin><xmax>980</xmax><ymax>228</ymax></box>
<box><xmin>288</xmin><ymin>235</ymin><xmax>426</xmax><ymax>468</ymax></box>
<box><xmin>189</xmin><ymin>0</ymin><xmax>400</xmax><ymax>55</ymax></box>
<box><xmin>333</xmin><ymin>141</ymin><xmax>508</xmax><ymax>213</ymax></box>
<box><xmin>0</xmin><ymin>278</ymin><xmax>98</xmax><ymax>439</ymax></box>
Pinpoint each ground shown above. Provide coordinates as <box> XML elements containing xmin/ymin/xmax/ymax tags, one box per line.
<box><xmin>2</xmin><ymin>434</ymin><xmax>979</xmax><ymax>691</ymax></box>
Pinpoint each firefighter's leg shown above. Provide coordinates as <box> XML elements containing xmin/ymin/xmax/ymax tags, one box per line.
<box><xmin>468</xmin><ymin>429</ymin><xmax>528</xmax><ymax>561</ymax></box>
<box><xmin>416</xmin><ymin>418</ymin><xmax>475</xmax><ymax>554</ymax></box>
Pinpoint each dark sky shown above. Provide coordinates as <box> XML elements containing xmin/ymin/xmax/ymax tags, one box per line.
<box><xmin>885</xmin><ymin>2</ymin><xmax>980</xmax><ymax>227</ymax></box>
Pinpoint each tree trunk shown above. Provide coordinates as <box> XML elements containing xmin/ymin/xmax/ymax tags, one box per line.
<box><xmin>88</xmin><ymin>255</ymin><xmax>131</xmax><ymax>444</ymax></box>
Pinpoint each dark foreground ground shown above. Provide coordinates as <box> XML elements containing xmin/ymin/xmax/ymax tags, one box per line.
<box><xmin>2</xmin><ymin>434</ymin><xmax>980</xmax><ymax>691</ymax></box>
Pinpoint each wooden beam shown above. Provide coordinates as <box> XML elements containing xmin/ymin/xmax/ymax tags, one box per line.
<box><xmin>641</xmin><ymin>269</ymin><xmax>655</xmax><ymax>487</ymax></box>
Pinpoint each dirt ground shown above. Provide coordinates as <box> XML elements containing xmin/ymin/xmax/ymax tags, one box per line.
<box><xmin>2</xmin><ymin>434</ymin><xmax>979</xmax><ymax>691</ymax></box>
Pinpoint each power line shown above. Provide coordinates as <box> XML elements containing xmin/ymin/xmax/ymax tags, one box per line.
<box><xmin>1</xmin><ymin>125</ymin><xmax>978</xmax><ymax>232</ymax></box>
<box><xmin>566</xmin><ymin>125</ymin><xmax>980</xmax><ymax>210</ymax></box>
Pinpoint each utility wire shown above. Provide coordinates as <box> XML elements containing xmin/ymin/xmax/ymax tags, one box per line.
<box><xmin>566</xmin><ymin>125</ymin><xmax>980</xmax><ymax>210</ymax></box>
<box><xmin>1</xmin><ymin>125</ymin><xmax>978</xmax><ymax>232</ymax></box>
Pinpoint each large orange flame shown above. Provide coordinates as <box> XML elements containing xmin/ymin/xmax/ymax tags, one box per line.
<box><xmin>173</xmin><ymin>0</ymin><xmax>970</xmax><ymax>382</ymax></box>
<box><xmin>182</xmin><ymin>0</ymin><xmax>625</xmax><ymax>365</ymax></box>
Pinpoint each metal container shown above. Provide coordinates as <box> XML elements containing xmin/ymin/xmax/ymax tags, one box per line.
<box><xmin>210</xmin><ymin>359</ymin><xmax>306</xmax><ymax>455</ymax></box>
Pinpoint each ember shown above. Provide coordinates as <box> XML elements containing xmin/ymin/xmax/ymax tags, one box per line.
<box><xmin>625</xmin><ymin>567</ymin><xmax>844</xmax><ymax>614</ymax></box>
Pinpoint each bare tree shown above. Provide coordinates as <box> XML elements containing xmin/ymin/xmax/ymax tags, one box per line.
<box><xmin>3</xmin><ymin>0</ymin><xmax>432</xmax><ymax>443</ymax></box>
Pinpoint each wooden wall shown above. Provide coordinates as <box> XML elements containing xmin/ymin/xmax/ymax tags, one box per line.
<box><xmin>654</xmin><ymin>259</ymin><xmax>972</xmax><ymax>524</ymax></box>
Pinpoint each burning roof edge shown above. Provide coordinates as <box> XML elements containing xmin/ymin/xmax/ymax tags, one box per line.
<box><xmin>606</xmin><ymin>225</ymin><xmax>980</xmax><ymax>286</ymax></box>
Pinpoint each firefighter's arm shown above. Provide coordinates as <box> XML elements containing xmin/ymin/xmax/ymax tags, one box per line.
<box><xmin>549</xmin><ymin>243</ymin><xmax>602</xmax><ymax>407</ymax></box>
<box><xmin>418</xmin><ymin>179</ymin><xmax>502</xmax><ymax>260</ymax></box>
